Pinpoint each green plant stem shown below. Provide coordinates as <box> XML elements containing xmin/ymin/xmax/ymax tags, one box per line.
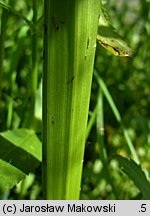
<box><xmin>0</xmin><ymin>7</ymin><xmax>8</xmax><ymax>98</ymax></box>
<box><xmin>86</xmin><ymin>105</ymin><xmax>97</xmax><ymax>140</ymax></box>
<box><xmin>96</xmin><ymin>89</ymin><xmax>119</xmax><ymax>198</ymax></box>
<box><xmin>97</xmin><ymin>90</ymin><xmax>108</xmax><ymax>164</ymax></box>
<box><xmin>43</xmin><ymin>0</ymin><xmax>100</xmax><ymax>199</ymax></box>
<box><xmin>29</xmin><ymin>0</ymin><xmax>38</xmax><ymax>127</ymax></box>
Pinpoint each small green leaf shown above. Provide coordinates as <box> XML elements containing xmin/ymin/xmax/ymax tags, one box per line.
<box><xmin>97</xmin><ymin>1</ymin><xmax>132</xmax><ymax>57</ymax></box>
<box><xmin>97</xmin><ymin>33</ymin><xmax>132</xmax><ymax>57</ymax></box>
<box><xmin>115</xmin><ymin>155</ymin><xmax>150</xmax><ymax>199</ymax></box>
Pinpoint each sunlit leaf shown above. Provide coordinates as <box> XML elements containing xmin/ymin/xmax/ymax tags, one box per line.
<box><xmin>97</xmin><ymin>1</ymin><xmax>132</xmax><ymax>57</ymax></box>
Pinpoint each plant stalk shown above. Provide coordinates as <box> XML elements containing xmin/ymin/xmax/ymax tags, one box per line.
<box><xmin>29</xmin><ymin>0</ymin><xmax>38</xmax><ymax>128</ymax></box>
<box><xmin>43</xmin><ymin>0</ymin><xmax>100</xmax><ymax>199</ymax></box>
<box><xmin>0</xmin><ymin>6</ymin><xmax>8</xmax><ymax>98</ymax></box>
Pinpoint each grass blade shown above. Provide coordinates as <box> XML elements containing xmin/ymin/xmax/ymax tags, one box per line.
<box><xmin>94</xmin><ymin>69</ymin><xmax>139</xmax><ymax>163</ymax></box>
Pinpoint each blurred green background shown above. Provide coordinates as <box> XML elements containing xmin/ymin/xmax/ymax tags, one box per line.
<box><xmin>0</xmin><ymin>0</ymin><xmax>150</xmax><ymax>199</ymax></box>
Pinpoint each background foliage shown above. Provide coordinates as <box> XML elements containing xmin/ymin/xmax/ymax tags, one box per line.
<box><xmin>0</xmin><ymin>0</ymin><xmax>150</xmax><ymax>199</ymax></box>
